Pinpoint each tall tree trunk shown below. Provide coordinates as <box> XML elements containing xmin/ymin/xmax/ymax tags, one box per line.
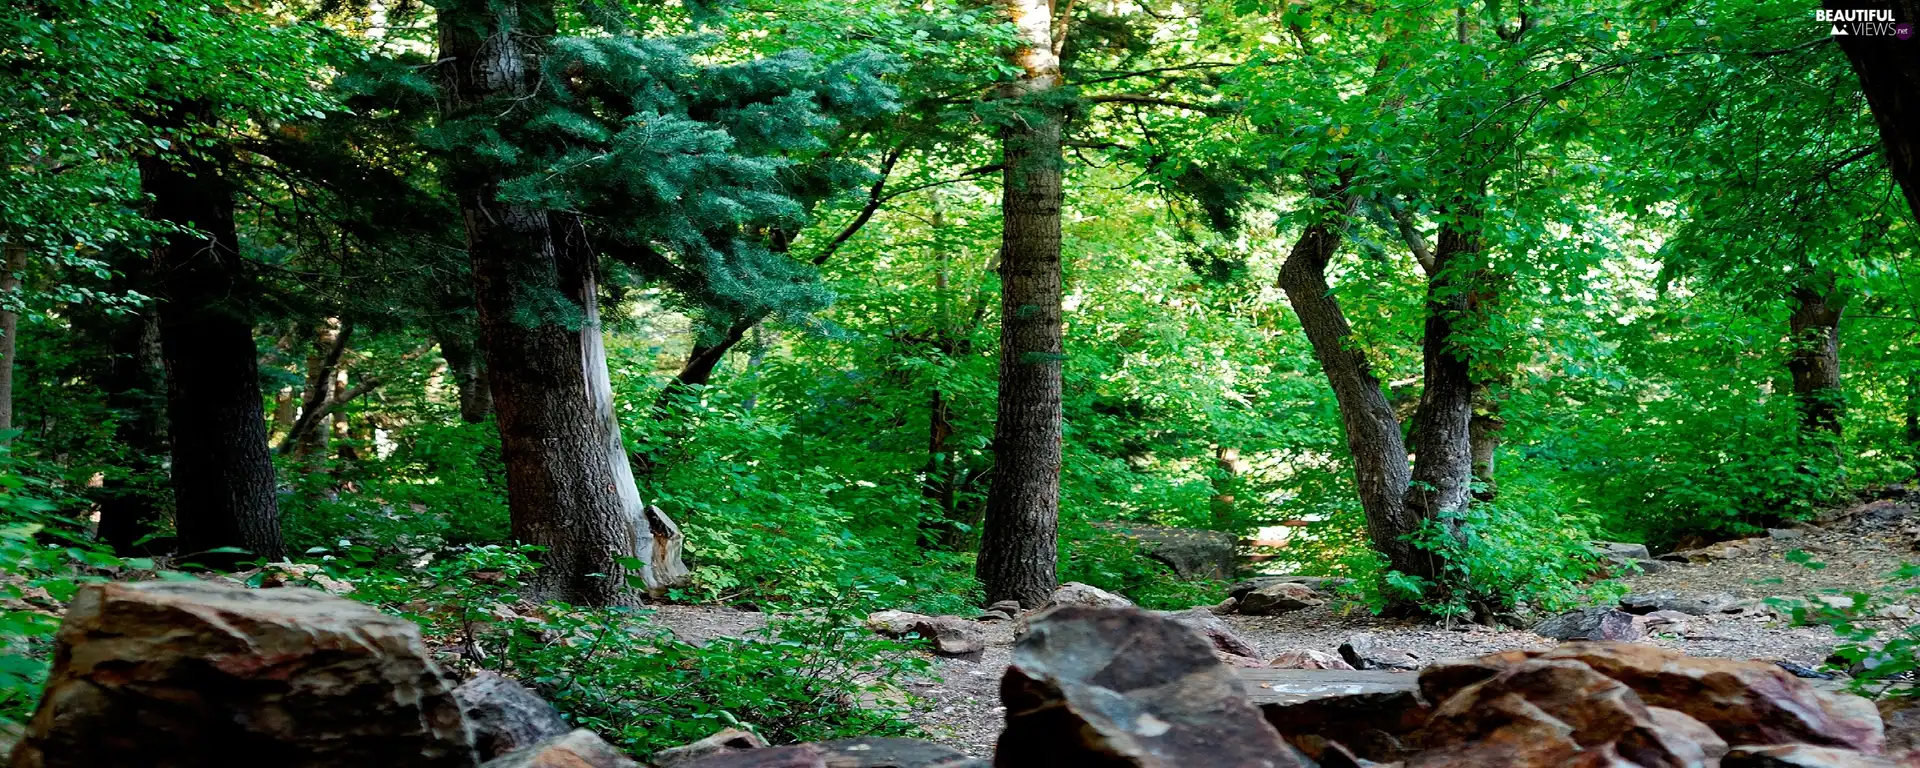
<box><xmin>435</xmin><ymin>326</ymin><xmax>493</xmax><ymax>423</ymax></box>
<box><xmin>1787</xmin><ymin>281</ymin><xmax>1845</xmax><ymax>437</ymax></box>
<box><xmin>1398</xmin><ymin>218</ymin><xmax>1485</xmax><ymax>580</ymax></box>
<box><xmin>141</xmin><ymin>102</ymin><xmax>284</xmax><ymax>563</ymax></box>
<box><xmin>1468</xmin><ymin>383</ymin><xmax>1503</xmax><ymax>501</ymax></box>
<box><xmin>438</xmin><ymin>3</ymin><xmax>664</xmax><ymax>604</ymax></box>
<box><xmin>0</xmin><ymin>241</ymin><xmax>23</xmax><ymax>434</ymax></box>
<box><xmin>1828</xmin><ymin>0</ymin><xmax>1920</xmax><ymax>223</ymax></box>
<box><xmin>291</xmin><ymin>319</ymin><xmax>346</xmax><ymax>465</ymax></box>
<box><xmin>1275</xmin><ymin>202</ymin><xmax>1424</xmax><ymax>579</ymax></box>
<box><xmin>96</xmin><ymin>299</ymin><xmax>169</xmax><ymax>553</ymax></box>
<box><xmin>977</xmin><ymin>0</ymin><xmax>1065</xmax><ymax>608</ymax></box>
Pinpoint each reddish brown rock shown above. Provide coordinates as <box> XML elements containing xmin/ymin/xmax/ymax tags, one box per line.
<box><xmin>1538</xmin><ymin>643</ymin><xmax>1885</xmax><ymax>754</ymax></box>
<box><xmin>1260</xmin><ymin>677</ymin><xmax>1428</xmax><ymax>763</ymax></box>
<box><xmin>1418</xmin><ymin>650</ymin><xmax>1540</xmax><ymax>704</ymax></box>
<box><xmin>997</xmin><ymin>606</ymin><xmax>1312</xmax><ymax>768</ymax></box>
<box><xmin>1421</xmin><ymin>658</ymin><xmax>1707</xmax><ymax>768</ymax></box>
<box><xmin>1405</xmin><ymin>696</ymin><xmax>1583</xmax><ymax>767</ymax></box>
<box><xmin>483</xmin><ymin>729</ymin><xmax>636</xmax><ymax>767</ymax></box>
<box><xmin>1238</xmin><ymin>582</ymin><xmax>1323</xmax><ymax>615</ymax></box>
<box><xmin>1648</xmin><ymin>706</ymin><xmax>1728</xmax><ymax>761</ymax></box>
<box><xmin>8</xmin><ymin>581</ymin><xmax>474</xmax><ymax>768</ymax></box>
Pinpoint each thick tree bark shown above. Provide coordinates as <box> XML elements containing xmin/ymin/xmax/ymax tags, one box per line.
<box><xmin>141</xmin><ymin>102</ymin><xmax>284</xmax><ymax>563</ymax></box>
<box><xmin>0</xmin><ymin>242</ymin><xmax>23</xmax><ymax>434</ymax></box>
<box><xmin>1828</xmin><ymin>0</ymin><xmax>1920</xmax><ymax>223</ymax></box>
<box><xmin>977</xmin><ymin>0</ymin><xmax>1065</xmax><ymax>608</ymax></box>
<box><xmin>1398</xmin><ymin>220</ymin><xmax>1484</xmax><ymax>579</ymax></box>
<box><xmin>96</xmin><ymin>301</ymin><xmax>168</xmax><ymax>553</ymax></box>
<box><xmin>437</xmin><ymin>2</ymin><xmax>666</xmax><ymax>604</ymax></box>
<box><xmin>1275</xmin><ymin>204</ymin><xmax>1423</xmax><ymax>579</ymax></box>
<box><xmin>1468</xmin><ymin>383</ymin><xmax>1503</xmax><ymax>500</ymax></box>
<box><xmin>1787</xmin><ymin>281</ymin><xmax>1846</xmax><ymax>437</ymax></box>
<box><xmin>435</xmin><ymin>326</ymin><xmax>494</xmax><ymax>423</ymax></box>
<box><xmin>1906</xmin><ymin>370</ymin><xmax>1919</xmax><ymax>475</ymax></box>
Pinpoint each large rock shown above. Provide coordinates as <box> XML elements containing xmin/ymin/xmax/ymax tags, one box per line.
<box><xmin>1538</xmin><ymin>643</ymin><xmax>1885</xmax><ymax>753</ymax></box>
<box><xmin>865</xmin><ymin>611</ymin><xmax>986</xmax><ymax>659</ymax></box>
<box><xmin>1338</xmin><ymin>634</ymin><xmax>1421</xmax><ymax>671</ymax></box>
<box><xmin>1266</xmin><ymin>649</ymin><xmax>1354</xmax><ymax>671</ymax></box>
<box><xmin>1045</xmin><ymin>582</ymin><xmax>1133</xmax><ymax>610</ymax></box>
<box><xmin>1532</xmin><ymin>607</ymin><xmax>1644</xmax><ymax>641</ymax></box>
<box><xmin>456</xmin><ymin>671</ymin><xmax>570</xmax><ymax>760</ymax></box>
<box><xmin>1619</xmin><ymin>590</ymin><xmax>1739</xmax><ymax>616</ymax></box>
<box><xmin>1159</xmin><ymin>607</ymin><xmax>1260</xmax><ymax>658</ymax></box>
<box><xmin>8</xmin><ymin>580</ymin><xmax>475</xmax><ymax>768</ymax></box>
<box><xmin>675</xmin><ymin>737</ymin><xmax>983</xmax><ymax>767</ymax></box>
<box><xmin>1237</xmin><ymin>582</ymin><xmax>1324</xmax><ymax>616</ymax></box>
<box><xmin>1091</xmin><ymin>523</ymin><xmax>1238</xmax><ymax>580</ymax></box>
<box><xmin>1404</xmin><ymin>695</ymin><xmax>1584</xmax><ymax>767</ymax></box>
<box><xmin>483</xmin><ymin>729</ymin><xmax>636</xmax><ymax>767</ymax></box>
<box><xmin>651</xmin><ymin>728</ymin><xmax>768</xmax><ymax>767</ymax></box>
<box><xmin>1421</xmin><ymin>658</ymin><xmax>1710</xmax><ymax>767</ymax></box>
<box><xmin>1259</xmin><ymin>671</ymin><xmax>1428</xmax><ymax>762</ymax></box>
<box><xmin>1228</xmin><ymin>575</ymin><xmax>1353</xmax><ymax>600</ymax></box>
<box><xmin>996</xmin><ymin>606</ymin><xmax>1313</xmax><ymax>768</ymax></box>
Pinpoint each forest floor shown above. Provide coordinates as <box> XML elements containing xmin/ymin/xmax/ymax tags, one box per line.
<box><xmin>647</xmin><ymin>496</ymin><xmax>1920</xmax><ymax>757</ymax></box>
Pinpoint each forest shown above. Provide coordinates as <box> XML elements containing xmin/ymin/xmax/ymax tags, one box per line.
<box><xmin>2</xmin><ymin>0</ymin><xmax>1919</xmax><ymax>756</ymax></box>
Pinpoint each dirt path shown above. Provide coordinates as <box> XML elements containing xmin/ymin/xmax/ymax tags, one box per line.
<box><xmin>649</xmin><ymin>497</ymin><xmax>1918</xmax><ymax>758</ymax></box>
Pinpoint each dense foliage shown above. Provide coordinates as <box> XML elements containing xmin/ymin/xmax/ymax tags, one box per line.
<box><xmin>2</xmin><ymin>0</ymin><xmax>1919</xmax><ymax>745</ymax></box>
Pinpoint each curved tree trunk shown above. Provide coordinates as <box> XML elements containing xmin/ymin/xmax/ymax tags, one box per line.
<box><xmin>977</xmin><ymin>0</ymin><xmax>1065</xmax><ymax>608</ymax></box>
<box><xmin>438</xmin><ymin>0</ymin><xmax>660</xmax><ymax>605</ymax></box>
<box><xmin>435</xmin><ymin>327</ymin><xmax>493</xmax><ymax>424</ymax></box>
<box><xmin>1397</xmin><ymin>218</ymin><xmax>1485</xmax><ymax>581</ymax></box>
<box><xmin>1787</xmin><ymin>281</ymin><xmax>1846</xmax><ymax>437</ymax></box>
<box><xmin>1275</xmin><ymin>204</ymin><xmax>1423</xmax><ymax>579</ymax></box>
<box><xmin>141</xmin><ymin>101</ymin><xmax>284</xmax><ymax>564</ymax></box>
<box><xmin>1829</xmin><ymin>0</ymin><xmax>1920</xmax><ymax>223</ymax></box>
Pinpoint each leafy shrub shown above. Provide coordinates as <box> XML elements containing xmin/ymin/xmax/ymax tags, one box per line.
<box><xmin>1057</xmin><ymin>521</ymin><xmax>1223</xmax><ymax>610</ymax></box>
<box><xmin>279</xmin><ymin>419</ymin><xmax>509</xmax><ymax>553</ymax></box>
<box><xmin>1777</xmin><ymin>554</ymin><xmax>1919</xmax><ymax>700</ymax></box>
<box><xmin>329</xmin><ymin>545</ymin><xmax>932</xmax><ymax>753</ymax></box>
<box><xmin>0</xmin><ymin>445</ymin><xmax>131</xmax><ymax>728</ymax></box>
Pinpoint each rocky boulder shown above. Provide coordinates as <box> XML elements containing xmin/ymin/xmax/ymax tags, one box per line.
<box><xmin>1090</xmin><ymin>523</ymin><xmax>1238</xmax><ymax>581</ymax></box>
<box><xmin>1159</xmin><ymin>607</ymin><xmax>1260</xmax><ymax>658</ymax></box>
<box><xmin>1420</xmin><ymin>658</ymin><xmax>1711</xmax><ymax>767</ymax></box>
<box><xmin>1339</xmin><ymin>634</ymin><xmax>1421</xmax><ymax>671</ymax></box>
<box><xmin>1532</xmin><ymin>606</ymin><xmax>1644</xmax><ymax>641</ymax></box>
<box><xmin>1267</xmin><ymin>649</ymin><xmax>1354</xmax><ymax>670</ymax></box>
<box><xmin>1236</xmin><ymin>582</ymin><xmax>1324</xmax><ymax>616</ymax></box>
<box><xmin>1227</xmin><ymin>575</ymin><xmax>1352</xmax><ymax>601</ymax></box>
<box><xmin>8</xmin><ymin>580</ymin><xmax>474</xmax><ymax>768</ymax></box>
<box><xmin>651</xmin><ymin>728</ymin><xmax>768</xmax><ymax>767</ymax></box>
<box><xmin>1619</xmin><ymin>590</ymin><xmax>1739</xmax><ymax>616</ymax></box>
<box><xmin>864</xmin><ymin>611</ymin><xmax>985</xmax><ymax>659</ymax></box>
<box><xmin>483</xmin><ymin>729</ymin><xmax>636</xmax><ymax>767</ymax></box>
<box><xmin>1719</xmin><ymin>743</ymin><xmax>1899</xmax><ymax>767</ymax></box>
<box><xmin>456</xmin><ymin>671</ymin><xmax>571</xmax><ymax>760</ymax></box>
<box><xmin>1043</xmin><ymin>582</ymin><xmax>1133</xmax><ymax>610</ymax></box>
<box><xmin>996</xmin><ymin>606</ymin><xmax>1313</xmax><ymax>768</ymax></box>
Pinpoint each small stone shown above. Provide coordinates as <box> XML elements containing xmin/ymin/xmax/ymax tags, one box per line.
<box><xmin>1620</xmin><ymin>590</ymin><xmax>1738</xmax><ymax>616</ymax></box>
<box><xmin>1769</xmin><ymin>528</ymin><xmax>1806</xmax><ymax>540</ymax></box>
<box><xmin>1339</xmin><ymin>634</ymin><xmax>1421</xmax><ymax>671</ymax></box>
<box><xmin>987</xmin><ymin>600</ymin><xmax>1022</xmax><ymax>616</ymax></box>
<box><xmin>1590</xmin><ymin>541</ymin><xmax>1651</xmax><ymax>560</ymax></box>
<box><xmin>1227</xmin><ymin>575</ymin><xmax>1352</xmax><ymax>600</ymax></box>
<box><xmin>975</xmin><ymin>610</ymin><xmax>1013</xmax><ymax>622</ymax></box>
<box><xmin>1632</xmin><ymin>558</ymin><xmax>1671</xmax><ymax>574</ymax></box>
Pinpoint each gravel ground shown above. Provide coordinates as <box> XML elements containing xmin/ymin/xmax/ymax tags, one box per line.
<box><xmin>648</xmin><ymin>498</ymin><xmax>1919</xmax><ymax>758</ymax></box>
